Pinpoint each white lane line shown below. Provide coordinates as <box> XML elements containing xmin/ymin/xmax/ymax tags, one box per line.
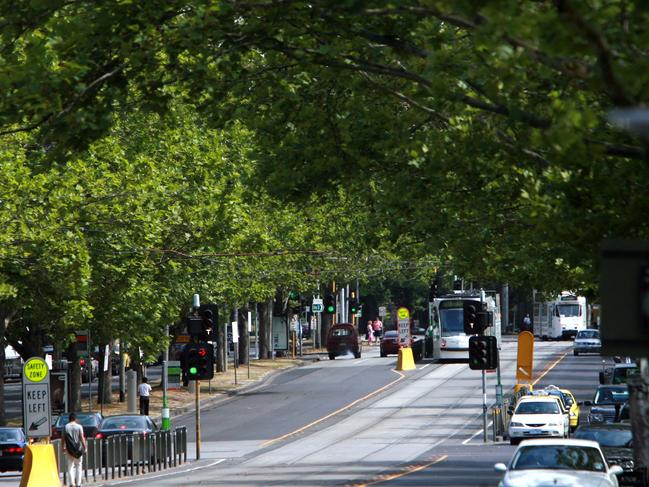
<box><xmin>462</xmin><ymin>421</ymin><xmax>493</xmax><ymax>445</ymax></box>
<box><xmin>106</xmin><ymin>459</ymin><xmax>226</xmax><ymax>485</ymax></box>
<box><xmin>418</xmin><ymin>364</ymin><xmax>431</xmax><ymax>370</ymax></box>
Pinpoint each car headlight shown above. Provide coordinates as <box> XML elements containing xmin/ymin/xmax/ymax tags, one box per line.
<box><xmin>589</xmin><ymin>413</ymin><xmax>604</xmax><ymax>423</ymax></box>
<box><xmin>509</xmin><ymin>422</ymin><xmax>523</xmax><ymax>427</ymax></box>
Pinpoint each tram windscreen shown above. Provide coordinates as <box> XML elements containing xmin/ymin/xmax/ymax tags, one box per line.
<box><xmin>557</xmin><ymin>304</ymin><xmax>581</xmax><ymax>317</ymax></box>
<box><xmin>438</xmin><ymin>300</ymin><xmax>469</xmax><ymax>336</ymax></box>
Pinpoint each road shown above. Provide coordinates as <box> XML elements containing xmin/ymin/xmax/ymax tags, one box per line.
<box><xmin>40</xmin><ymin>339</ymin><xmax>597</xmax><ymax>487</ymax></box>
<box><xmin>0</xmin><ymin>341</ymin><xmax>608</xmax><ymax>486</ymax></box>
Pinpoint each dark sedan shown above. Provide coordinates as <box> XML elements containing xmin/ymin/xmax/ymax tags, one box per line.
<box><xmin>51</xmin><ymin>412</ymin><xmax>103</xmax><ymax>440</ymax></box>
<box><xmin>380</xmin><ymin>331</ymin><xmax>402</xmax><ymax>357</ymax></box>
<box><xmin>95</xmin><ymin>415</ymin><xmax>157</xmax><ymax>440</ymax></box>
<box><xmin>584</xmin><ymin>385</ymin><xmax>629</xmax><ymax>424</ymax></box>
<box><xmin>0</xmin><ymin>427</ymin><xmax>26</xmax><ymax>472</ymax></box>
<box><xmin>573</xmin><ymin>423</ymin><xmax>637</xmax><ymax>485</ymax></box>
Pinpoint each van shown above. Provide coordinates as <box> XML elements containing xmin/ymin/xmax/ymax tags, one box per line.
<box><xmin>326</xmin><ymin>323</ymin><xmax>361</xmax><ymax>360</ymax></box>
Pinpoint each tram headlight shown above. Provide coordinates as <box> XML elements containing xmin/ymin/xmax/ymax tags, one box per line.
<box><xmin>441</xmin><ymin>338</ymin><xmax>447</xmax><ymax>348</ymax></box>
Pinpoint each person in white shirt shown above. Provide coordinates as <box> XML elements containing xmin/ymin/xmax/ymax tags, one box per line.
<box><xmin>63</xmin><ymin>412</ymin><xmax>86</xmax><ymax>487</ymax></box>
<box><xmin>138</xmin><ymin>377</ymin><xmax>152</xmax><ymax>415</ymax></box>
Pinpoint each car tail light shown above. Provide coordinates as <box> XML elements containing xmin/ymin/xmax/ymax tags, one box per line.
<box><xmin>95</xmin><ymin>432</ymin><xmax>103</xmax><ymax>439</ymax></box>
<box><xmin>4</xmin><ymin>447</ymin><xmax>23</xmax><ymax>454</ymax></box>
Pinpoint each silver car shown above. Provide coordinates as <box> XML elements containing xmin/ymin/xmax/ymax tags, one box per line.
<box><xmin>573</xmin><ymin>329</ymin><xmax>601</xmax><ymax>356</ymax></box>
<box><xmin>495</xmin><ymin>439</ymin><xmax>623</xmax><ymax>487</ymax></box>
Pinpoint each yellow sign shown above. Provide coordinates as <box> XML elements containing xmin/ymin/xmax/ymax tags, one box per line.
<box><xmin>516</xmin><ymin>331</ymin><xmax>534</xmax><ymax>382</ymax></box>
<box><xmin>23</xmin><ymin>358</ymin><xmax>49</xmax><ymax>383</ymax></box>
<box><xmin>397</xmin><ymin>307</ymin><xmax>410</xmax><ymax>320</ymax></box>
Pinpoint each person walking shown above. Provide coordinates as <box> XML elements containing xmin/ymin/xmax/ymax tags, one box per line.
<box><xmin>522</xmin><ymin>314</ymin><xmax>532</xmax><ymax>332</ymax></box>
<box><xmin>138</xmin><ymin>377</ymin><xmax>152</xmax><ymax>415</ymax></box>
<box><xmin>63</xmin><ymin>412</ymin><xmax>86</xmax><ymax>487</ymax></box>
<box><xmin>373</xmin><ymin>318</ymin><xmax>383</xmax><ymax>340</ymax></box>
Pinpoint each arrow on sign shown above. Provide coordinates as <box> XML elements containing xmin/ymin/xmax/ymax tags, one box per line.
<box><xmin>29</xmin><ymin>417</ymin><xmax>47</xmax><ymax>430</ymax></box>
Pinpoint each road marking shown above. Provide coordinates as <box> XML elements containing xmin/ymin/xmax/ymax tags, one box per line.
<box><xmin>533</xmin><ymin>351</ymin><xmax>569</xmax><ymax>386</ymax></box>
<box><xmin>106</xmin><ymin>459</ymin><xmax>226</xmax><ymax>485</ymax></box>
<box><xmin>260</xmin><ymin>369</ymin><xmax>406</xmax><ymax>447</ymax></box>
<box><xmin>348</xmin><ymin>454</ymin><xmax>448</xmax><ymax>486</ymax></box>
<box><xmin>462</xmin><ymin>421</ymin><xmax>493</xmax><ymax>445</ymax></box>
<box><xmin>419</xmin><ymin>364</ymin><xmax>431</xmax><ymax>370</ymax></box>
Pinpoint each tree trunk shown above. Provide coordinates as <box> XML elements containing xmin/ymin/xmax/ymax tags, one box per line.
<box><xmin>238</xmin><ymin>306</ymin><xmax>249</xmax><ymax>366</ymax></box>
<box><xmin>258</xmin><ymin>298</ymin><xmax>272</xmax><ymax>359</ymax></box>
<box><xmin>216</xmin><ymin>305</ymin><xmax>226</xmax><ymax>373</ymax></box>
<box><xmin>0</xmin><ymin>315</ymin><xmax>7</xmax><ymax>426</ymax></box>
<box><xmin>67</xmin><ymin>342</ymin><xmax>82</xmax><ymax>412</ymax></box>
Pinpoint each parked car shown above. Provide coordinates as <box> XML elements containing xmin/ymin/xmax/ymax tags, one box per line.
<box><xmin>573</xmin><ymin>329</ymin><xmax>601</xmax><ymax>355</ymax></box>
<box><xmin>508</xmin><ymin>396</ymin><xmax>569</xmax><ymax>445</ymax></box>
<box><xmin>51</xmin><ymin>412</ymin><xmax>103</xmax><ymax>440</ymax></box>
<box><xmin>0</xmin><ymin>427</ymin><xmax>26</xmax><ymax>472</ymax></box>
<box><xmin>95</xmin><ymin>415</ymin><xmax>158</xmax><ymax>440</ymax></box>
<box><xmin>326</xmin><ymin>323</ymin><xmax>360</xmax><ymax>360</ymax></box>
<box><xmin>494</xmin><ymin>439</ymin><xmax>623</xmax><ymax>487</ymax></box>
<box><xmin>573</xmin><ymin>423</ymin><xmax>637</xmax><ymax>485</ymax></box>
<box><xmin>600</xmin><ymin>363</ymin><xmax>638</xmax><ymax>385</ymax></box>
<box><xmin>584</xmin><ymin>385</ymin><xmax>630</xmax><ymax>424</ymax></box>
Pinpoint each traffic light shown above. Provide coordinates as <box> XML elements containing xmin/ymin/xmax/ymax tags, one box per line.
<box><xmin>182</xmin><ymin>342</ymin><xmax>214</xmax><ymax>380</ymax></box>
<box><xmin>463</xmin><ymin>301</ymin><xmax>480</xmax><ymax>334</ymax></box>
<box><xmin>325</xmin><ymin>293</ymin><xmax>336</xmax><ymax>314</ymax></box>
<box><xmin>468</xmin><ymin>335</ymin><xmax>498</xmax><ymax>370</ymax></box>
<box><xmin>199</xmin><ymin>304</ymin><xmax>218</xmax><ymax>340</ymax></box>
<box><xmin>428</xmin><ymin>279</ymin><xmax>439</xmax><ymax>301</ymax></box>
<box><xmin>349</xmin><ymin>291</ymin><xmax>359</xmax><ymax>315</ymax></box>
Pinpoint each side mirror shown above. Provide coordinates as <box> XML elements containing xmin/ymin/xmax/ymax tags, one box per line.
<box><xmin>609</xmin><ymin>465</ymin><xmax>624</xmax><ymax>476</ymax></box>
<box><xmin>507</xmin><ymin>407</ymin><xmax>514</xmax><ymax>415</ymax></box>
<box><xmin>494</xmin><ymin>463</ymin><xmax>508</xmax><ymax>473</ymax></box>
<box><xmin>583</xmin><ymin>400</ymin><xmax>592</xmax><ymax>406</ymax></box>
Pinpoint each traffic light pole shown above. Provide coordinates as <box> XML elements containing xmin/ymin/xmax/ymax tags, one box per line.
<box><xmin>482</xmin><ymin>369</ymin><xmax>488</xmax><ymax>443</ymax></box>
<box><xmin>195</xmin><ymin>380</ymin><xmax>201</xmax><ymax>460</ymax></box>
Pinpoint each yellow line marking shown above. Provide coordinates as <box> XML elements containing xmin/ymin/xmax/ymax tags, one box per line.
<box><xmin>533</xmin><ymin>351</ymin><xmax>569</xmax><ymax>386</ymax></box>
<box><xmin>260</xmin><ymin>369</ymin><xmax>406</xmax><ymax>447</ymax></box>
<box><xmin>349</xmin><ymin>454</ymin><xmax>448</xmax><ymax>487</ymax></box>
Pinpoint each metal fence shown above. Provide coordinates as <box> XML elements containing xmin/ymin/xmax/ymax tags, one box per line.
<box><xmin>52</xmin><ymin>427</ymin><xmax>187</xmax><ymax>483</ymax></box>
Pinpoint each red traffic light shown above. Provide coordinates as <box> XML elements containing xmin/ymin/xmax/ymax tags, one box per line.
<box><xmin>198</xmin><ymin>347</ymin><xmax>207</xmax><ymax>357</ymax></box>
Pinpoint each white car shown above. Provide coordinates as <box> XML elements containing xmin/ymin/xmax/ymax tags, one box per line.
<box><xmin>574</xmin><ymin>329</ymin><xmax>601</xmax><ymax>356</ymax></box>
<box><xmin>495</xmin><ymin>439</ymin><xmax>623</xmax><ymax>487</ymax></box>
<box><xmin>508</xmin><ymin>396</ymin><xmax>569</xmax><ymax>445</ymax></box>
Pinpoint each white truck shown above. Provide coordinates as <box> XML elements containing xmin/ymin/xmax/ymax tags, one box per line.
<box><xmin>533</xmin><ymin>292</ymin><xmax>588</xmax><ymax>340</ymax></box>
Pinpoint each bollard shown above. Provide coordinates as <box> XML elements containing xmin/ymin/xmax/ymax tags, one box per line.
<box><xmin>127</xmin><ymin>370</ymin><xmax>137</xmax><ymax>413</ymax></box>
<box><xmin>187</xmin><ymin>380</ymin><xmax>196</xmax><ymax>394</ymax></box>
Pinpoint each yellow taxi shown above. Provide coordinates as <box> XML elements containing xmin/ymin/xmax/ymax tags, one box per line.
<box><xmin>544</xmin><ymin>385</ymin><xmax>580</xmax><ymax>431</ymax></box>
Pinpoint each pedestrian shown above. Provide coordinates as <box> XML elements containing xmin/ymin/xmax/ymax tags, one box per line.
<box><xmin>373</xmin><ymin>318</ymin><xmax>383</xmax><ymax>340</ymax></box>
<box><xmin>63</xmin><ymin>412</ymin><xmax>86</xmax><ymax>487</ymax></box>
<box><xmin>522</xmin><ymin>314</ymin><xmax>532</xmax><ymax>332</ymax></box>
<box><xmin>138</xmin><ymin>377</ymin><xmax>152</xmax><ymax>416</ymax></box>
<box><xmin>366</xmin><ymin>320</ymin><xmax>374</xmax><ymax>343</ymax></box>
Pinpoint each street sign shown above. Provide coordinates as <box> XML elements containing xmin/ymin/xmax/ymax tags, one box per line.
<box><xmin>397</xmin><ymin>307</ymin><xmax>411</xmax><ymax>346</ymax></box>
<box><xmin>232</xmin><ymin>321</ymin><xmax>239</xmax><ymax>343</ymax></box>
<box><xmin>378</xmin><ymin>306</ymin><xmax>387</xmax><ymax>317</ymax></box>
<box><xmin>312</xmin><ymin>303</ymin><xmax>323</xmax><ymax>313</ymax></box>
<box><xmin>22</xmin><ymin>357</ymin><xmax>51</xmax><ymax>438</ymax></box>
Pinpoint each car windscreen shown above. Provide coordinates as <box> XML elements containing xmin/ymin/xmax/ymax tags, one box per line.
<box><xmin>439</xmin><ymin>309</ymin><xmax>464</xmax><ymax>337</ymax></box>
<box><xmin>576</xmin><ymin>330</ymin><xmax>599</xmax><ymax>339</ymax></box>
<box><xmin>331</xmin><ymin>328</ymin><xmax>352</xmax><ymax>337</ymax></box>
<box><xmin>101</xmin><ymin>417</ymin><xmax>147</xmax><ymax>430</ymax></box>
<box><xmin>594</xmin><ymin>388</ymin><xmax>629</xmax><ymax>405</ymax></box>
<box><xmin>515</xmin><ymin>401</ymin><xmax>560</xmax><ymax>415</ymax></box>
<box><xmin>383</xmin><ymin>332</ymin><xmax>398</xmax><ymax>339</ymax></box>
<box><xmin>57</xmin><ymin>415</ymin><xmax>99</xmax><ymax>427</ymax></box>
<box><xmin>0</xmin><ymin>430</ymin><xmax>23</xmax><ymax>442</ymax></box>
<box><xmin>574</xmin><ymin>428</ymin><xmax>633</xmax><ymax>448</ymax></box>
<box><xmin>511</xmin><ymin>445</ymin><xmax>606</xmax><ymax>472</ymax></box>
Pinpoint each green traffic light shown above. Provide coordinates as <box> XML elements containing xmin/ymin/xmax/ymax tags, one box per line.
<box><xmin>189</xmin><ymin>366</ymin><xmax>198</xmax><ymax>375</ymax></box>
<box><xmin>326</xmin><ymin>305</ymin><xmax>335</xmax><ymax>313</ymax></box>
